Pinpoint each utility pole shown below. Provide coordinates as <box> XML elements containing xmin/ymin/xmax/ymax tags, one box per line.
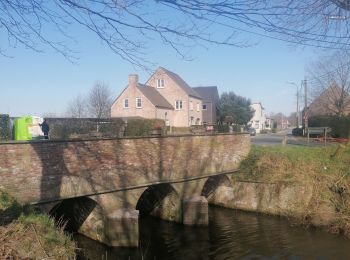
<box><xmin>304</xmin><ymin>77</ymin><xmax>308</xmax><ymax>135</ymax></box>
<box><xmin>287</xmin><ymin>81</ymin><xmax>300</xmax><ymax>127</ymax></box>
<box><xmin>296</xmin><ymin>84</ymin><xmax>300</xmax><ymax>127</ymax></box>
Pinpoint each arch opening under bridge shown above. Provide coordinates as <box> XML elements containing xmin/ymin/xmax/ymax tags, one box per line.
<box><xmin>49</xmin><ymin>196</ymin><xmax>98</xmax><ymax>232</ymax></box>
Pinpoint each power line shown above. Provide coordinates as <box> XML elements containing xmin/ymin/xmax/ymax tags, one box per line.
<box><xmin>307</xmin><ymin>60</ymin><xmax>350</xmax><ymax>84</ymax></box>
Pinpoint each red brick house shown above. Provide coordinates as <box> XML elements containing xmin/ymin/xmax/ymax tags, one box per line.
<box><xmin>111</xmin><ymin>67</ymin><xmax>206</xmax><ymax>127</ymax></box>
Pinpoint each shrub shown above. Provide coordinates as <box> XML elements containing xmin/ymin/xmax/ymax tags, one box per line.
<box><xmin>0</xmin><ymin>114</ymin><xmax>10</xmax><ymax>141</ymax></box>
<box><xmin>46</xmin><ymin>118</ymin><xmax>125</xmax><ymax>139</ymax></box>
<box><xmin>190</xmin><ymin>125</ymin><xmax>206</xmax><ymax>134</ymax></box>
<box><xmin>308</xmin><ymin>116</ymin><xmax>350</xmax><ymax>138</ymax></box>
<box><xmin>124</xmin><ymin>118</ymin><xmax>166</xmax><ymax>136</ymax></box>
<box><xmin>215</xmin><ymin>124</ymin><xmax>229</xmax><ymax>133</ymax></box>
<box><xmin>171</xmin><ymin>127</ymin><xmax>191</xmax><ymax>134</ymax></box>
<box><xmin>292</xmin><ymin>127</ymin><xmax>304</xmax><ymax>136</ymax></box>
<box><xmin>231</xmin><ymin>124</ymin><xmax>243</xmax><ymax>132</ymax></box>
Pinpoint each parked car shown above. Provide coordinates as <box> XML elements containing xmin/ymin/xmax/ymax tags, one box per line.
<box><xmin>247</xmin><ymin>128</ymin><xmax>256</xmax><ymax>136</ymax></box>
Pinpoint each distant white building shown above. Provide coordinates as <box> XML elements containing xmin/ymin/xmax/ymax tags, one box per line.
<box><xmin>265</xmin><ymin>117</ymin><xmax>273</xmax><ymax>130</ymax></box>
<box><xmin>249</xmin><ymin>102</ymin><xmax>266</xmax><ymax>133</ymax></box>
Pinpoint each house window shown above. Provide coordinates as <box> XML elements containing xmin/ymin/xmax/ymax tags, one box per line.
<box><xmin>175</xmin><ymin>100</ymin><xmax>183</xmax><ymax>110</ymax></box>
<box><xmin>190</xmin><ymin>101</ymin><xmax>193</xmax><ymax>111</ymax></box>
<box><xmin>202</xmin><ymin>104</ymin><xmax>207</xmax><ymax>110</ymax></box>
<box><xmin>157</xmin><ymin>79</ymin><xmax>165</xmax><ymax>88</ymax></box>
<box><xmin>124</xmin><ymin>98</ymin><xmax>129</xmax><ymax>108</ymax></box>
<box><xmin>197</xmin><ymin>103</ymin><xmax>200</xmax><ymax>112</ymax></box>
<box><xmin>136</xmin><ymin>97</ymin><xmax>142</xmax><ymax>108</ymax></box>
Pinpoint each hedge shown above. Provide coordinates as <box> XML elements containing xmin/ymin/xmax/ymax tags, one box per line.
<box><xmin>215</xmin><ymin>124</ymin><xmax>229</xmax><ymax>133</ymax></box>
<box><xmin>0</xmin><ymin>114</ymin><xmax>10</xmax><ymax>141</ymax></box>
<box><xmin>124</xmin><ymin>118</ymin><xmax>166</xmax><ymax>137</ymax></box>
<box><xmin>46</xmin><ymin>118</ymin><xmax>125</xmax><ymax>139</ymax></box>
<box><xmin>308</xmin><ymin>116</ymin><xmax>350</xmax><ymax>138</ymax></box>
<box><xmin>171</xmin><ymin>127</ymin><xmax>191</xmax><ymax>134</ymax></box>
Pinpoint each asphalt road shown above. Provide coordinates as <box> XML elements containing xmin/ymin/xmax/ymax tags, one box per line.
<box><xmin>251</xmin><ymin>129</ymin><xmax>288</xmax><ymax>146</ymax></box>
<box><xmin>251</xmin><ymin>129</ymin><xmax>330</xmax><ymax>147</ymax></box>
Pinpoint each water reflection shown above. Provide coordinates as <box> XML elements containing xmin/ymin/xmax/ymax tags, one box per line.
<box><xmin>76</xmin><ymin>207</ymin><xmax>350</xmax><ymax>259</ymax></box>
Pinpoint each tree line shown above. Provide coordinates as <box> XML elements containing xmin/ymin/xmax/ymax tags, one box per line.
<box><xmin>66</xmin><ymin>82</ymin><xmax>113</xmax><ymax>118</ymax></box>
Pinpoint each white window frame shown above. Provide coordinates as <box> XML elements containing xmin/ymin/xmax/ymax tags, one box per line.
<box><xmin>136</xmin><ymin>97</ymin><xmax>142</xmax><ymax>108</ymax></box>
<box><xmin>202</xmin><ymin>104</ymin><xmax>207</xmax><ymax>110</ymax></box>
<box><xmin>196</xmin><ymin>103</ymin><xmax>200</xmax><ymax>112</ymax></box>
<box><xmin>157</xmin><ymin>79</ymin><xmax>165</xmax><ymax>88</ymax></box>
<box><xmin>190</xmin><ymin>101</ymin><xmax>193</xmax><ymax>111</ymax></box>
<box><xmin>175</xmin><ymin>100</ymin><xmax>183</xmax><ymax>110</ymax></box>
<box><xmin>123</xmin><ymin>98</ymin><xmax>129</xmax><ymax>108</ymax></box>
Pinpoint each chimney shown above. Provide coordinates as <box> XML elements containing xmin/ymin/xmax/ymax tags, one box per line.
<box><xmin>128</xmin><ymin>74</ymin><xmax>139</xmax><ymax>89</ymax></box>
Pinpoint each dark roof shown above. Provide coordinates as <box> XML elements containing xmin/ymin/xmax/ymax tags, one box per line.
<box><xmin>192</xmin><ymin>86</ymin><xmax>219</xmax><ymax>103</ymax></box>
<box><xmin>159</xmin><ymin>67</ymin><xmax>202</xmax><ymax>99</ymax></box>
<box><xmin>137</xmin><ymin>84</ymin><xmax>174</xmax><ymax>109</ymax></box>
<box><xmin>308</xmin><ymin>84</ymin><xmax>350</xmax><ymax>116</ymax></box>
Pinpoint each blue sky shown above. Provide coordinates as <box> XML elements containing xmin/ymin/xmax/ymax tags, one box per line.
<box><xmin>0</xmin><ymin>8</ymin><xmax>319</xmax><ymax>118</ymax></box>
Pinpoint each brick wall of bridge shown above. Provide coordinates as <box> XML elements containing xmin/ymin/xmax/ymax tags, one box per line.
<box><xmin>0</xmin><ymin>134</ymin><xmax>250</xmax><ymax>205</ymax></box>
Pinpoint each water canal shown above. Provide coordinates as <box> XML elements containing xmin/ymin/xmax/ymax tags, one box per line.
<box><xmin>75</xmin><ymin>207</ymin><xmax>350</xmax><ymax>259</ymax></box>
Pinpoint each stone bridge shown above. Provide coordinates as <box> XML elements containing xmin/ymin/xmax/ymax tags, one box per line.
<box><xmin>0</xmin><ymin>134</ymin><xmax>250</xmax><ymax>246</ymax></box>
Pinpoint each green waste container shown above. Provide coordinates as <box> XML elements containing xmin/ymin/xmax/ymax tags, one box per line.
<box><xmin>14</xmin><ymin>116</ymin><xmax>33</xmax><ymax>140</ymax></box>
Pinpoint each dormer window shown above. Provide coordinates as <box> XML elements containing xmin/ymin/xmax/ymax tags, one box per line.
<box><xmin>157</xmin><ymin>79</ymin><xmax>165</xmax><ymax>88</ymax></box>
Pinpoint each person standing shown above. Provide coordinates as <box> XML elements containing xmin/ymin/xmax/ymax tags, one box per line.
<box><xmin>39</xmin><ymin>119</ymin><xmax>50</xmax><ymax>139</ymax></box>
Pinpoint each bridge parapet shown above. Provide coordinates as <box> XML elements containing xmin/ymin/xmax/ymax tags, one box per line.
<box><xmin>0</xmin><ymin>134</ymin><xmax>250</xmax><ymax>205</ymax></box>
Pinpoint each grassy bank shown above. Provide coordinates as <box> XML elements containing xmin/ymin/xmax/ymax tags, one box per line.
<box><xmin>233</xmin><ymin>144</ymin><xmax>350</xmax><ymax>236</ymax></box>
<box><xmin>0</xmin><ymin>190</ymin><xmax>76</xmax><ymax>259</ymax></box>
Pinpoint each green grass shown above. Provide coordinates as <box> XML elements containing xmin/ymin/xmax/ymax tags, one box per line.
<box><xmin>236</xmin><ymin>145</ymin><xmax>350</xmax><ymax>183</ymax></box>
<box><xmin>0</xmin><ymin>190</ymin><xmax>17</xmax><ymax>210</ymax></box>
<box><xmin>234</xmin><ymin>144</ymin><xmax>350</xmax><ymax>236</ymax></box>
<box><xmin>0</xmin><ymin>191</ymin><xmax>76</xmax><ymax>259</ymax></box>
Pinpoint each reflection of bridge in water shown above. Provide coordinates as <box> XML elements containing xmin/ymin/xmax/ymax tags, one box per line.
<box><xmin>0</xmin><ymin>134</ymin><xmax>250</xmax><ymax>246</ymax></box>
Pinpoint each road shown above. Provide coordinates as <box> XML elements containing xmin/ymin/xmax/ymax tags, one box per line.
<box><xmin>251</xmin><ymin>129</ymin><xmax>331</xmax><ymax>147</ymax></box>
<box><xmin>251</xmin><ymin>129</ymin><xmax>289</xmax><ymax>146</ymax></box>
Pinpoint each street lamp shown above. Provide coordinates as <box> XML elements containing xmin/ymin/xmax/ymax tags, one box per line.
<box><xmin>287</xmin><ymin>81</ymin><xmax>302</xmax><ymax>128</ymax></box>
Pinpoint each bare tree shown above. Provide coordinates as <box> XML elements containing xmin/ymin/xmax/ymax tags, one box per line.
<box><xmin>2</xmin><ymin>1</ymin><xmax>350</xmax><ymax>68</ymax></box>
<box><xmin>270</xmin><ymin>112</ymin><xmax>288</xmax><ymax>129</ymax></box>
<box><xmin>287</xmin><ymin>112</ymin><xmax>298</xmax><ymax>127</ymax></box>
<box><xmin>66</xmin><ymin>94</ymin><xmax>87</xmax><ymax>118</ymax></box>
<box><xmin>87</xmin><ymin>82</ymin><xmax>112</xmax><ymax>118</ymax></box>
<box><xmin>41</xmin><ymin>112</ymin><xmax>58</xmax><ymax>118</ymax></box>
<box><xmin>307</xmin><ymin>51</ymin><xmax>350</xmax><ymax>116</ymax></box>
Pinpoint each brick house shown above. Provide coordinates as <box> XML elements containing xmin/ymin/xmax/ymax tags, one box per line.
<box><xmin>308</xmin><ymin>85</ymin><xmax>350</xmax><ymax>117</ymax></box>
<box><xmin>192</xmin><ymin>86</ymin><xmax>219</xmax><ymax>125</ymax></box>
<box><xmin>111</xmin><ymin>67</ymin><xmax>203</xmax><ymax>127</ymax></box>
<box><xmin>110</xmin><ymin>74</ymin><xmax>174</xmax><ymax>123</ymax></box>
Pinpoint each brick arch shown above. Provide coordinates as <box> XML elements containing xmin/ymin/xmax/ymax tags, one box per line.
<box><xmin>49</xmin><ymin>196</ymin><xmax>99</xmax><ymax>232</ymax></box>
<box><xmin>201</xmin><ymin>174</ymin><xmax>232</xmax><ymax>198</ymax></box>
<box><xmin>136</xmin><ymin>183</ymin><xmax>181</xmax><ymax>222</ymax></box>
